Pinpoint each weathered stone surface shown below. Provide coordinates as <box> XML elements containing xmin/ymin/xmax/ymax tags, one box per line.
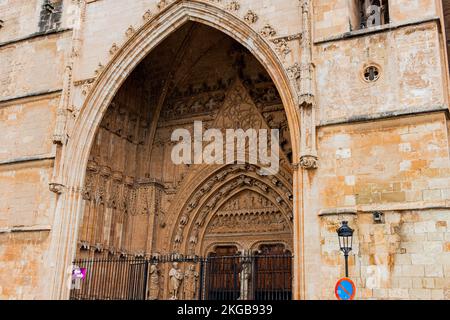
<box><xmin>0</xmin><ymin>0</ymin><xmax>449</xmax><ymax>300</ymax></box>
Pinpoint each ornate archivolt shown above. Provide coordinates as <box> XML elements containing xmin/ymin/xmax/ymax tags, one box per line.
<box><xmin>51</xmin><ymin>0</ymin><xmax>310</xmax><ymax>197</ymax></box>
<box><xmin>75</xmin><ymin>49</ymin><xmax>294</xmax><ymax>259</ymax></box>
<box><xmin>49</xmin><ymin>0</ymin><xmax>304</xmax><ymax>300</ymax></box>
<box><xmin>166</xmin><ymin>163</ymin><xmax>293</xmax><ymax>255</ymax></box>
<box><xmin>203</xmin><ymin>189</ymin><xmax>292</xmax><ymax>251</ymax></box>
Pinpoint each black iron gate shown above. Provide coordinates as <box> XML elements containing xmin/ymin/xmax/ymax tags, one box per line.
<box><xmin>70</xmin><ymin>254</ymin><xmax>292</xmax><ymax>300</ymax></box>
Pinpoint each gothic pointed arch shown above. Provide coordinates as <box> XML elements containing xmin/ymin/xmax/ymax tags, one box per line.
<box><xmin>50</xmin><ymin>0</ymin><xmax>301</xmax><ymax>299</ymax></box>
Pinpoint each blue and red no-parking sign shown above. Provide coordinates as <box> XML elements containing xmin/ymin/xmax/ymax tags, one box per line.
<box><xmin>335</xmin><ymin>278</ymin><xmax>356</xmax><ymax>300</ymax></box>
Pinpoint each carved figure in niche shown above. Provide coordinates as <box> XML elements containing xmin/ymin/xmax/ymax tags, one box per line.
<box><xmin>169</xmin><ymin>262</ymin><xmax>184</xmax><ymax>300</ymax></box>
<box><xmin>231</xmin><ymin>199</ymin><xmax>238</xmax><ymax>210</ymax></box>
<box><xmin>200</xmin><ymin>180</ymin><xmax>214</xmax><ymax>193</ymax></box>
<box><xmin>189</xmin><ymin>225</ymin><xmax>199</xmax><ymax>246</ymax></box>
<box><xmin>147</xmin><ymin>264</ymin><xmax>160</xmax><ymax>300</ymax></box>
<box><xmin>174</xmin><ymin>226</ymin><xmax>183</xmax><ymax>244</ymax></box>
<box><xmin>180</xmin><ymin>214</ymin><xmax>189</xmax><ymax>226</ymax></box>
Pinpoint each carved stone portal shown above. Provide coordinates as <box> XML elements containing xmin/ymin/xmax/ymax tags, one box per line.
<box><xmin>74</xmin><ymin>22</ymin><xmax>294</xmax><ymax>300</ymax></box>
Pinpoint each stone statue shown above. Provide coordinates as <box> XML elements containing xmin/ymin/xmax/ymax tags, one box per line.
<box><xmin>239</xmin><ymin>262</ymin><xmax>251</xmax><ymax>300</ymax></box>
<box><xmin>169</xmin><ymin>262</ymin><xmax>184</xmax><ymax>300</ymax></box>
<box><xmin>184</xmin><ymin>264</ymin><xmax>199</xmax><ymax>300</ymax></box>
<box><xmin>147</xmin><ymin>264</ymin><xmax>160</xmax><ymax>300</ymax></box>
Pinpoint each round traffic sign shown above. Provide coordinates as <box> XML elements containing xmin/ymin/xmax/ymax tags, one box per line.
<box><xmin>335</xmin><ymin>277</ymin><xmax>356</xmax><ymax>300</ymax></box>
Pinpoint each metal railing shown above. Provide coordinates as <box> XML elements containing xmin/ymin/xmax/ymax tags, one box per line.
<box><xmin>70</xmin><ymin>254</ymin><xmax>292</xmax><ymax>301</ymax></box>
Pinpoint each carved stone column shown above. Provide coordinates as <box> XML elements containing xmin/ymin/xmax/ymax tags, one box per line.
<box><xmin>134</xmin><ymin>179</ymin><xmax>164</xmax><ymax>254</ymax></box>
<box><xmin>52</xmin><ymin>0</ymin><xmax>86</xmax><ymax>145</ymax></box>
<box><xmin>298</xmin><ymin>0</ymin><xmax>318</xmax><ymax>170</ymax></box>
<box><xmin>50</xmin><ymin>186</ymin><xmax>85</xmax><ymax>299</ymax></box>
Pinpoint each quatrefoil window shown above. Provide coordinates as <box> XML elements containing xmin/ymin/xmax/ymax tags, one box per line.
<box><xmin>363</xmin><ymin>66</ymin><xmax>380</xmax><ymax>82</ymax></box>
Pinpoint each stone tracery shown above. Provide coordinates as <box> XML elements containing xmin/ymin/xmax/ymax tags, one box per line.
<box><xmin>74</xmin><ymin>21</ymin><xmax>294</xmax><ymax>299</ymax></box>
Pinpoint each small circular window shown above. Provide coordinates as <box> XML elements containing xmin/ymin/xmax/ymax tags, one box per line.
<box><xmin>363</xmin><ymin>66</ymin><xmax>380</xmax><ymax>82</ymax></box>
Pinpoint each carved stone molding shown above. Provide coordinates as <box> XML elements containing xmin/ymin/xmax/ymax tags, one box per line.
<box><xmin>298</xmin><ymin>0</ymin><xmax>318</xmax><ymax>169</ymax></box>
<box><xmin>74</xmin><ymin>77</ymin><xmax>95</xmax><ymax>96</ymax></box>
<box><xmin>272</xmin><ymin>33</ymin><xmax>302</xmax><ymax>42</ymax></box>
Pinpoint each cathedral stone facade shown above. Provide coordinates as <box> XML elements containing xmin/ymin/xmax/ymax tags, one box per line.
<box><xmin>0</xmin><ymin>0</ymin><xmax>450</xmax><ymax>300</ymax></box>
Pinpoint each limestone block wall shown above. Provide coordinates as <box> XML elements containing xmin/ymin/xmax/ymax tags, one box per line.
<box><xmin>307</xmin><ymin>111</ymin><xmax>450</xmax><ymax>300</ymax></box>
<box><xmin>0</xmin><ymin>32</ymin><xmax>71</xmax><ymax>101</ymax></box>
<box><xmin>0</xmin><ymin>0</ymin><xmax>74</xmax><ymax>300</ymax></box>
<box><xmin>314</xmin><ymin>0</ymin><xmax>439</xmax><ymax>40</ymax></box>
<box><xmin>0</xmin><ymin>95</ymin><xmax>58</xmax><ymax>162</ymax></box>
<box><xmin>315</xmin><ymin>23</ymin><xmax>446</xmax><ymax>124</ymax></box>
<box><xmin>316</xmin><ymin>113</ymin><xmax>450</xmax><ymax>210</ymax></box>
<box><xmin>320</xmin><ymin>210</ymin><xmax>450</xmax><ymax>300</ymax></box>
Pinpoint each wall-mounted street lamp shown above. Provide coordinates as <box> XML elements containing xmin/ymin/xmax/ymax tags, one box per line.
<box><xmin>337</xmin><ymin>221</ymin><xmax>354</xmax><ymax>278</ymax></box>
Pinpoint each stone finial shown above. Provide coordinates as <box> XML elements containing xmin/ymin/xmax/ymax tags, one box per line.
<box><xmin>273</xmin><ymin>39</ymin><xmax>291</xmax><ymax>58</ymax></box>
<box><xmin>125</xmin><ymin>25</ymin><xmax>135</xmax><ymax>38</ymax></box>
<box><xmin>143</xmin><ymin>9</ymin><xmax>152</xmax><ymax>21</ymax></box>
<box><xmin>94</xmin><ymin>63</ymin><xmax>104</xmax><ymax>77</ymax></box>
<box><xmin>109</xmin><ymin>43</ymin><xmax>119</xmax><ymax>55</ymax></box>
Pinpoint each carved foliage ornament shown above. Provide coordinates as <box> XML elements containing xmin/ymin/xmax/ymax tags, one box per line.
<box><xmin>244</xmin><ymin>10</ymin><xmax>258</xmax><ymax>24</ymax></box>
<box><xmin>272</xmin><ymin>39</ymin><xmax>291</xmax><ymax>58</ymax></box>
<box><xmin>157</xmin><ymin>0</ymin><xmax>170</xmax><ymax>10</ymax></box>
<box><xmin>226</xmin><ymin>1</ymin><xmax>240</xmax><ymax>11</ymax></box>
<box><xmin>287</xmin><ymin>63</ymin><xmax>301</xmax><ymax>80</ymax></box>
